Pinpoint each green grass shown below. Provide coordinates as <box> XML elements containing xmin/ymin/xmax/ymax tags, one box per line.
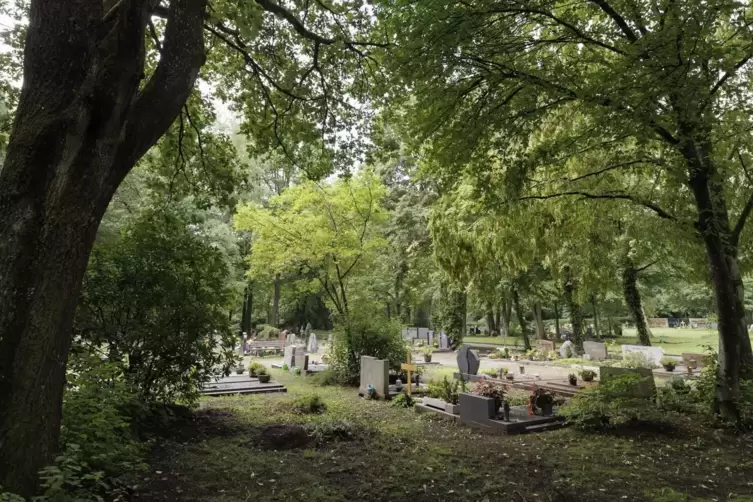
<box><xmin>466</xmin><ymin>328</ymin><xmax>753</xmax><ymax>355</ymax></box>
<box><xmin>135</xmin><ymin>370</ymin><xmax>753</xmax><ymax>502</ymax></box>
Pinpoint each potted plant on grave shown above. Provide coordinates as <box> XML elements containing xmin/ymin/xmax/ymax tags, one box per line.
<box><xmin>502</xmin><ymin>347</ymin><xmax>510</xmax><ymax>359</ymax></box>
<box><xmin>526</xmin><ymin>349</ymin><xmax>536</xmax><ymax>361</ymax></box>
<box><xmin>422</xmin><ymin>346</ymin><xmax>435</xmax><ymax>363</ymax></box>
<box><xmin>568</xmin><ymin>373</ymin><xmax>578</xmax><ymax>386</ymax></box>
<box><xmin>249</xmin><ymin>362</ymin><xmax>265</xmax><ymax>377</ymax></box>
<box><xmin>580</xmin><ymin>369</ymin><xmax>596</xmax><ymax>382</ymax></box>
<box><xmin>530</xmin><ymin>388</ymin><xmax>555</xmax><ymax>416</ymax></box>
<box><xmin>471</xmin><ymin>380</ymin><xmax>506</xmax><ymax>413</ymax></box>
<box><xmin>235</xmin><ymin>364</ymin><xmax>245</xmax><ymax>375</ymax></box>
<box><xmin>660</xmin><ymin>357</ymin><xmax>677</xmax><ymax>372</ymax></box>
<box><xmin>256</xmin><ymin>366</ymin><xmax>271</xmax><ymax>383</ymax></box>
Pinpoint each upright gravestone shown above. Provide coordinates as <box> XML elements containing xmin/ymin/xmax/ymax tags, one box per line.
<box><xmin>307</xmin><ymin>333</ymin><xmax>319</xmax><ymax>353</ymax></box>
<box><xmin>284</xmin><ymin>345</ymin><xmax>296</xmax><ymax>368</ymax></box>
<box><xmin>536</xmin><ymin>339</ymin><xmax>555</xmax><ymax>353</ymax></box>
<box><xmin>294</xmin><ymin>346</ymin><xmax>308</xmax><ymax>370</ymax></box>
<box><xmin>278</xmin><ymin>331</ymin><xmax>287</xmax><ymax>343</ymax></box>
<box><xmin>428</xmin><ymin>331</ymin><xmax>434</xmax><ymax>347</ymax></box>
<box><xmin>359</xmin><ymin>356</ymin><xmax>389</xmax><ymax>399</ymax></box>
<box><xmin>439</xmin><ymin>333</ymin><xmax>450</xmax><ymax>350</ymax></box>
<box><xmin>457</xmin><ymin>344</ymin><xmax>480</xmax><ymax>375</ymax></box>
<box><xmin>583</xmin><ymin>341</ymin><xmax>608</xmax><ymax>361</ymax></box>
<box><xmin>559</xmin><ymin>339</ymin><xmax>575</xmax><ymax>358</ymax></box>
<box><xmin>622</xmin><ymin>345</ymin><xmax>664</xmax><ymax>366</ymax></box>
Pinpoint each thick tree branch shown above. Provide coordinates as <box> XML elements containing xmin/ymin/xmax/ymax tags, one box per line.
<box><xmin>589</xmin><ymin>0</ymin><xmax>638</xmax><ymax>42</ymax></box>
<box><xmin>123</xmin><ymin>0</ymin><xmax>207</xmax><ymax>169</ymax></box>
<box><xmin>732</xmin><ymin>150</ymin><xmax>753</xmax><ymax>246</ymax></box>
<box><xmin>520</xmin><ymin>191</ymin><xmax>677</xmax><ymax>221</ymax></box>
<box><xmin>709</xmin><ymin>53</ymin><xmax>753</xmax><ymax>97</ymax></box>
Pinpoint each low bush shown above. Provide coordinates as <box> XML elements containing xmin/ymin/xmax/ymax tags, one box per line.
<box><xmin>660</xmin><ymin>357</ymin><xmax>677</xmax><ymax>371</ymax></box>
<box><xmin>310</xmin><ymin>369</ymin><xmax>341</xmax><ymax>386</ymax></box>
<box><xmin>427</xmin><ymin>376</ymin><xmax>465</xmax><ymax>404</ymax></box>
<box><xmin>303</xmin><ymin>420</ymin><xmax>357</xmax><ymax>443</ymax></box>
<box><xmin>292</xmin><ymin>394</ymin><xmax>327</xmax><ymax>415</ymax></box>
<box><xmin>390</xmin><ymin>393</ymin><xmax>415</xmax><ymax>408</ymax></box>
<box><xmin>249</xmin><ymin>362</ymin><xmax>265</xmax><ymax>377</ymax></box>
<box><xmin>560</xmin><ymin>374</ymin><xmax>664</xmax><ymax>430</ymax></box>
<box><xmin>328</xmin><ymin>309</ymin><xmax>406</xmax><ymax>385</ymax></box>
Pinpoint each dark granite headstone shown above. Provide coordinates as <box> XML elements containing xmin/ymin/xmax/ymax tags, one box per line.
<box><xmin>457</xmin><ymin>344</ymin><xmax>480</xmax><ymax>375</ymax></box>
<box><xmin>459</xmin><ymin>393</ymin><xmax>495</xmax><ymax>424</ymax></box>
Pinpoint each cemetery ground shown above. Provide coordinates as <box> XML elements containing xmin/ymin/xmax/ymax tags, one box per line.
<box><xmin>135</xmin><ymin>370</ymin><xmax>753</xmax><ymax>502</ymax></box>
<box><xmin>464</xmin><ymin>327</ymin><xmax>751</xmax><ymax>355</ymax></box>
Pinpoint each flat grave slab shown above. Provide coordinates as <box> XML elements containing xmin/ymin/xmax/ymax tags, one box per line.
<box><xmin>458</xmin><ymin>393</ymin><xmax>565</xmax><ymax>435</ymax></box>
<box><xmin>201</xmin><ymin>375</ymin><xmax>286</xmax><ymax>396</ymax></box>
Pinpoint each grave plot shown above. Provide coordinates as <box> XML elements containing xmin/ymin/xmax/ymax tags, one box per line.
<box><xmin>200</xmin><ymin>373</ymin><xmax>287</xmax><ymax>396</ymax></box>
<box><xmin>458</xmin><ymin>392</ymin><xmax>565</xmax><ymax>435</ymax></box>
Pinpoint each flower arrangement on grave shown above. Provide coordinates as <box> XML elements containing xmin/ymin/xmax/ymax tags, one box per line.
<box><xmin>660</xmin><ymin>357</ymin><xmax>677</xmax><ymax>372</ymax></box>
<box><xmin>471</xmin><ymin>380</ymin><xmax>506</xmax><ymax>411</ymax></box>
<box><xmin>526</xmin><ymin>349</ymin><xmax>536</xmax><ymax>360</ymax></box>
<box><xmin>502</xmin><ymin>348</ymin><xmax>510</xmax><ymax>359</ymax></box>
<box><xmin>421</xmin><ymin>346</ymin><xmax>435</xmax><ymax>363</ymax></box>
<box><xmin>548</xmin><ymin>350</ymin><xmax>557</xmax><ymax>361</ymax></box>
<box><xmin>530</xmin><ymin>388</ymin><xmax>554</xmax><ymax>415</ymax></box>
<box><xmin>568</xmin><ymin>373</ymin><xmax>578</xmax><ymax>386</ymax></box>
<box><xmin>580</xmin><ymin>369</ymin><xmax>597</xmax><ymax>382</ymax></box>
<box><xmin>235</xmin><ymin>363</ymin><xmax>245</xmax><ymax>375</ymax></box>
<box><xmin>488</xmin><ymin>351</ymin><xmax>501</xmax><ymax>360</ymax></box>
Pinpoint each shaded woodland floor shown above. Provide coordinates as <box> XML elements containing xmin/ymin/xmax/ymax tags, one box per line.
<box><xmin>134</xmin><ymin>371</ymin><xmax>753</xmax><ymax>502</ymax></box>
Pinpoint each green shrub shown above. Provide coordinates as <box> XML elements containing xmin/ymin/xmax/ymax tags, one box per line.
<box><xmin>560</xmin><ymin>374</ymin><xmax>663</xmax><ymax>430</ymax></box>
<box><xmin>293</xmin><ymin>367</ymin><xmax>302</xmax><ymax>376</ymax></box>
<box><xmin>482</xmin><ymin>369</ymin><xmax>499</xmax><ymax>378</ymax></box>
<box><xmin>304</xmin><ymin>420</ymin><xmax>357</xmax><ymax>443</ymax></box>
<box><xmin>75</xmin><ymin>207</ymin><xmax>237</xmax><ymax>403</ymax></box>
<box><xmin>292</xmin><ymin>394</ymin><xmax>327</xmax><ymax>415</ymax></box>
<box><xmin>427</xmin><ymin>376</ymin><xmax>465</xmax><ymax>404</ymax></box>
<box><xmin>660</xmin><ymin>357</ymin><xmax>677</xmax><ymax>371</ymax></box>
<box><xmin>329</xmin><ymin>310</ymin><xmax>406</xmax><ymax>385</ymax></box>
<box><xmin>249</xmin><ymin>362</ymin><xmax>265</xmax><ymax>377</ymax></box>
<box><xmin>310</xmin><ymin>369</ymin><xmax>341</xmax><ymax>386</ymax></box>
<box><xmin>391</xmin><ymin>392</ymin><xmax>415</xmax><ymax>408</ymax></box>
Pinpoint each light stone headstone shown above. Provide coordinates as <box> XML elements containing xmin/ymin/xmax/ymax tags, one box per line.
<box><xmin>622</xmin><ymin>344</ymin><xmax>664</xmax><ymax>366</ymax></box>
<box><xmin>559</xmin><ymin>339</ymin><xmax>575</xmax><ymax>358</ymax></box>
<box><xmin>583</xmin><ymin>341</ymin><xmax>608</xmax><ymax>361</ymax></box>
<box><xmin>359</xmin><ymin>356</ymin><xmax>389</xmax><ymax>399</ymax></box>
<box><xmin>439</xmin><ymin>333</ymin><xmax>449</xmax><ymax>350</ymax></box>
<box><xmin>284</xmin><ymin>345</ymin><xmax>296</xmax><ymax>368</ymax></box>
<box><xmin>293</xmin><ymin>346</ymin><xmax>308</xmax><ymax>370</ymax></box>
<box><xmin>457</xmin><ymin>344</ymin><xmax>480</xmax><ymax>375</ymax></box>
<box><xmin>307</xmin><ymin>333</ymin><xmax>319</xmax><ymax>353</ymax></box>
<box><xmin>428</xmin><ymin>331</ymin><xmax>434</xmax><ymax>347</ymax></box>
<box><xmin>417</xmin><ymin>327</ymin><xmax>430</xmax><ymax>340</ymax></box>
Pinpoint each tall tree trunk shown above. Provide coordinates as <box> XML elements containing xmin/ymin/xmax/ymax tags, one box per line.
<box><xmin>622</xmin><ymin>261</ymin><xmax>651</xmax><ymax>346</ymax></box>
<box><xmin>553</xmin><ymin>302</ymin><xmax>561</xmax><ymax>339</ymax></box>
<box><xmin>0</xmin><ymin>1</ymin><xmax>207</xmax><ymax>494</ymax></box>
<box><xmin>591</xmin><ymin>295</ymin><xmax>600</xmax><ymax>339</ymax></box>
<box><xmin>682</xmin><ymin>139</ymin><xmax>753</xmax><ymax>419</ymax></box>
<box><xmin>512</xmin><ymin>288</ymin><xmax>532</xmax><ymax>350</ymax></box>
<box><xmin>494</xmin><ymin>307</ymin><xmax>501</xmax><ymax>336</ymax></box>
<box><xmin>272</xmin><ymin>276</ymin><xmax>281</xmax><ymax>327</ymax></box>
<box><xmin>241</xmin><ymin>283</ymin><xmax>253</xmax><ymax>334</ymax></box>
<box><xmin>485</xmin><ymin>301</ymin><xmax>497</xmax><ymax>335</ymax></box>
<box><xmin>500</xmin><ymin>295</ymin><xmax>512</xmax><ymax>338</ymax></box>
<box><xmin>562</xmin><ymin>266</ymin><xmax>584</xmax><ymax>354</ymax></box>
<box><xmin>533</xmin><ymin>300</ymin><xmax>546</xmax><ymax>339</ymax></box>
